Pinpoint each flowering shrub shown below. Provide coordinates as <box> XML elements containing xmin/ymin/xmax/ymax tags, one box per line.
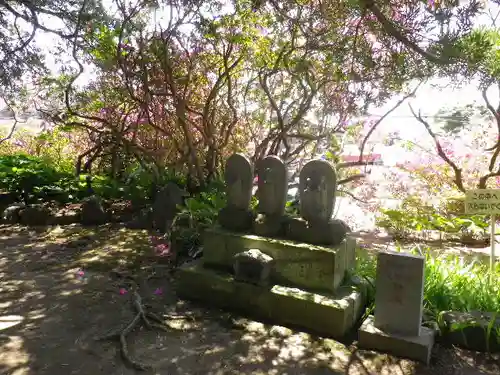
<box><xmin>372</xmin><ymin>117</ymin><xmax>497</xmax><ymax>239</ymax></box>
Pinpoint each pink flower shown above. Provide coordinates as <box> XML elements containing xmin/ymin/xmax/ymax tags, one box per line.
<box><xmin>153</xmin><ymin>287</ymin><xmax>163</xmax><ymax>295</ymax></box>
<box><xmin>119</xmin><ymin>288</ymin><xmax>128</xmax><ymax>295</ymax></box>
<box><xmin>155</xmin><ymin>243</ymin><xmax>171</xmax><ymax>256</ymax></box>
<box><xmin>76</xmin><ymin>269</ymin><xmax>85</xmax><ymax>277</ymax></box>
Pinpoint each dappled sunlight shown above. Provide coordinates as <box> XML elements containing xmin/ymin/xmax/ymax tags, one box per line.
<box><xmin>0</xmin><ymin>335</ymin><xmax>30</xmax><ymax>375</ymax></box>
<box><xmin>0</xmin><ymin>315</ymin><xmax>24</xmax><ymax>331</ymax></box>
<box><xmin>0</xmin><ymin>224</ymin><xmax>497</xmax><ymax>374</ymax></box>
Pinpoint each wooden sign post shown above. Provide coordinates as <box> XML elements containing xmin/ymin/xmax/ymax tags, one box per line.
<box><xmin>464</xmin><ymin>189</ymin><xmax>500</xmax><ymax>275</ymax></box>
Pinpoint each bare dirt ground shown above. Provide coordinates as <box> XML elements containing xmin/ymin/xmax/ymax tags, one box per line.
<box><xmin>0</xmin><ymin>224</ymin><xmax>498</xmax><ymax>375</ymax></box>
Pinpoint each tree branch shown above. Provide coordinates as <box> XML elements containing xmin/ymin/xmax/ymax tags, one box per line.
<box><xmin>358</xmin><ymin>82</ymin><xmax>422</xmax><ymax>160</ymax></box>
<box><xmin>337</xmin><ymin>189</ymin><xmax>369</xmax><ymax>204</ymax></box>
<box><xmin>481</xmin><ymin>83</ymin><xmax>500</xmax><ymax>173</ymax></box>
<box><xmin>362</xmin><ymin>0</ymin><xmax>455</xmax><ymax>65</ymax></box>
<box><xmin>338</xmin><ymin>173</ymin><xmax>367</xmax><ymax>185</ymax></box>
<box><xmin>409</xmin><ymin>103</ymin><xmax>465</xmax><ymax>192</ymax></box>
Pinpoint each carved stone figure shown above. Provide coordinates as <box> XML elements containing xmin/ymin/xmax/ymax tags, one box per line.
<box><xmin>299</xmin><ymin>159</ymin><xmax>337</xmax><ymax>223</ymax></box>
<box><xmin>225</xmin><ymin>153</ymin><xmax>253</xmax><ymax>210</ymax></box>
<box><xmin>257</xmin><ymin>155</ymin><xmax>287</xmax><ymax>216</ymax></box>
<box><xmin>219</xmin><ymin>153</ymin><xmax>254</xmax><ymax>231</ymax></box>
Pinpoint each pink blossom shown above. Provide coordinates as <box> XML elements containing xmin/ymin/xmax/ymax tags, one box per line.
<box><xmin>119</xmin><ymin>288</ymin><xmax>128</xmax><ymax>295</ymax></box>
<box><xmin>153</xmin><ymin>287</ymin><xmax>163</xmax><ymax>295</ymax></box>
<box><xmin>154</xmin><ymin>243</ymin><xmax>171</xmax><ymax>257</ymax></box>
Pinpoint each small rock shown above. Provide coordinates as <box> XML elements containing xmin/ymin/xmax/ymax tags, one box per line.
<box><xmin>152</xmin><ymin>183</ymin><xmax>187</xmax><ymax>232</ymax></box>
<box><xmin>269</xmin><ymin>325</ymin><xmax>293</xmax><ymax>338</ymax></box>
<box><xmin>245</xmin><ymin>321</ymin><xmax>267</xmax><ymax>334</ymax></box>
<box><xmin>19</xmin><ymin>204</ymin><xmax>53</xmax><ymax>226</ymax></box>
<box><xmin>125</xmin><ymin>207</ymin><xmax>153</xmax><ymax>229</ymax></box>
<box><xmin>80</xmin><ymin>196</ymin><xmax>107</xmax><ymax>225</ymax></box>
<box><xmin>233</xmin><ymin>249</ymin><xmax>274</xmax><ymax>287</ymax></box>
<box><xmin>2</xmin><ymin>203</ymin><xmax>26</xmax><ymax>223</ymax></box>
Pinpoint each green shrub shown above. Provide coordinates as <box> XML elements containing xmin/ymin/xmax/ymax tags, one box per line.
<box><xmin>171</xmin><ymin>181</ymin><xmax>226</xmax><ymax>258</ymax></box>
<box><xmin>0</xmin><ymin>154</ymin><xmax>69</xmax><ymax>202</ymax></box>
<box><xmin>376</xmin><ymin>196</ymin><xmax>488</xmax><ymax>240</ymax></box>
<box><xmin>0</xmin><ymin>154</ymin><xmax>183</xmax><ymax>205</ymax></box>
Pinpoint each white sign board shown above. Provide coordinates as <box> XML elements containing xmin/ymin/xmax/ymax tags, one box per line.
<box><xmin>465</xmin><ymin>189</ymin><xmax>500</xmax><ymax>215</ymax></box>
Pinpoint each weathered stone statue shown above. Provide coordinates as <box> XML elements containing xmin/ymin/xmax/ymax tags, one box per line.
<box><xmin>299</xmin><ymin>159</ymin><xmax>337</xmax><ymax>222</ymax></box>
<box><xmin>218</xmin><ymin>153</ymin><xmax>255</xmax><ymax>231</ymax></box>
<box><xmin>177</xmin><ymin>152</ymin><xmax>365</xmax><ymax>341</ymax></box>
<box><xmin>253</xmin><ymin>155</ymin><xmax>288</xmax><ymax>236</ymax></box>
<box><xmin>286</xmin><ymin>159</ymin><xmax>349</xmax><ymax>245</ymax></box>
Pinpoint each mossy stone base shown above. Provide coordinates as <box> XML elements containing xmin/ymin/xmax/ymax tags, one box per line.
<box><xmin>176</xmin><ymin>260</ymin><xmax>366</xmax><ymax>339</ymax></box>
<box><xmin>358</xmin><ymin>315</ymin><xmax>435</xmax><ymax>365</ymax></box>
<box><xmin>218</xmin><ymin>206</ymin><xmax>254</xmax><ymax>232</ymax></box>
<box><xmin>253</xmin><ymin>213</ymin><xmax>286</xmax><ymax>237</ymax></box>
<box><xmin>285</xmin><ymin>217</ymin><xmax>349</xmax><ymax>246</ymax></box>
<box><xmin>204</xmin><ymin>227</ymin><xmax>355</xmax><ymax>293</ymax></box>
<box><xmin>439</xmin><ymin>311</ymin><xmax>500</xmax><ymax>353</ymax></box>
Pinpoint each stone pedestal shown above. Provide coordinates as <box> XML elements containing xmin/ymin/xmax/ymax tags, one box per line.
<box><xmin>177</xmin><ymin>260</ymin><xmax>366</xmax><ymax>339</ymax></box>
<box><xmin>253</xmin><ymin>213</ymin><xmax>286</xmax><ymax>237</ymax></box>
<box><xmin>218</xmin><ymin>206</ymin><xmax>254</xmax><ymax>232</ymax></box>
<box><xmin>285</xmin><ymin>217</ymin><xmax>349</xmax><ymax>246</ymax></box>
<box><xmin>203</xmin><ymin>227</ymin><xmax>351</xmax><ymax>293</ymax></box>
<box><xmin>358</xmin><ymin>316</ymin><xmax>435</xmax><ymax>364</ymax></box>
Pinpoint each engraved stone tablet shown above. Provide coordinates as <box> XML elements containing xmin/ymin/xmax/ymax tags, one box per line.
<box><xmin>374</xmin><ymin>251</ymin><xmax>425</xmax><ymax>337</ymax></box>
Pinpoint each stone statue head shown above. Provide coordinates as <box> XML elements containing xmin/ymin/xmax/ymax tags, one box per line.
<box><xmin>299</xmin><ymin>159</ymin><xmax>337</xmax><ymax>222</ymax></box>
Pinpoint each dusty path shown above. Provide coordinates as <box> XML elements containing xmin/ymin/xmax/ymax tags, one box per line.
<box><xmin>0</xmin><ymin>224</ymin><xmax>498</xmax><ymax>375</ymax></box>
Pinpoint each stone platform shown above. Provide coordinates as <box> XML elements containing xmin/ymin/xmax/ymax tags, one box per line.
<box><xmin>358</xmin><ymin>316</ymin><xmax>435</xmax><ymax>364</ymax></box>
<box><xmin>203</xmin><ymin>227</ymin><xmax>356</xmax><ymax>293</ymax></box>
<box><xmin>176</xmin><ymin>260</ymin><xmax>366</xmax><ymax>339</ymax></box>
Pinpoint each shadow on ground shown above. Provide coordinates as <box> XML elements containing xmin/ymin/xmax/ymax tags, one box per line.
<box><xmin>0</xmin><ymin>224</ymin><xmax>498</xmax><ymax>375</ymax></box>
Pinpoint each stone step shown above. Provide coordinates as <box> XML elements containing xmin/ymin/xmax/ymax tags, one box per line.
<box><xmin>177</xmin><ymin>260</ymin><xmax>366</xmax><ymax>339</ymax></box>
<box><xmin>203</xmin><ymin>227</ymin><xmax>356</xmax><ymax>293</ymax></box>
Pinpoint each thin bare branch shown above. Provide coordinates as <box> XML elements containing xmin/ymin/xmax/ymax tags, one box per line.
<box><xmin>358</xmin><ymin>82</ymin><xmax>422</xmax><ymax>161</ymax></box>
<box><xmin>409</xmin><ymin>103</ymin><xmax>465</xmax><ymax>192</ymax></box>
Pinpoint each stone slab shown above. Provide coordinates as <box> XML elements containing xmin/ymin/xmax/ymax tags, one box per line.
<box><xmin>203</xmin><ymin>227</ymin><xmax>349</xmax><ymax>293</ymax></box>
<box><xmin>439</xmin><ymin>311</ymin><xmax>500</xmax><ymax>353</ymax></box>
<box><xmin>358</xmin><ymin>315</ymin><xmax>435</xmax><ymax>365</ymax></box>
<box><xmin>374</xmin><ymin>251</ymin><xmax>425</xmax><ymax>336</ymax></box>
<box><xmin>176</xmin><ymin>260</ymin><xmax>366</xmax><ymax>339</ymax></box>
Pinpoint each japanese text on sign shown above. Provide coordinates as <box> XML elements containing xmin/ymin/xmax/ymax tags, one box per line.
<box><xmin>465</xmin><ymin>189</ymin><xmax>500</xmax><ymax>215</ymax></box>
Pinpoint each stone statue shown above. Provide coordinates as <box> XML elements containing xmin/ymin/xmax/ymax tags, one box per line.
<box><xmin>219</xmin><ymin>153</ymin><xmax>254</xmax><ymax>231</ymax></box>
<box><xmin>257</xmin><ymin>155</ymin><xmax>287</xmax><ymax>216</ymax></box>
<box><xmin>285</xmin><ymin>159</ymin><xmax>347</xmax><ymax>245</ymax></box>
<box><xmin>299</xmin><ymin>159</ymin><xmax>337</xmax><ymax>223</ymax></box>
<box><xmin>225</xmin><ymin>153</ymin><xmax>253</xmax><ymax>210</ymax></box>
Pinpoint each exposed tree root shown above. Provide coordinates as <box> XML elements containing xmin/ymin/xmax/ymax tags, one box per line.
<box><xmin>94</xmin><ymin>275</ymin><xmax>174</xmax><ymax>371</ymax></box>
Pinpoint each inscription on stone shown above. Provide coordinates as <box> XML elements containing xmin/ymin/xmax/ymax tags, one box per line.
<box><xmin>297</xmin><ymin>262</ymin><xmax>329</xmax><ymax>281</ymax></box>
<box><xmin>374</xmin><ymin>251</ymin><xmax>425</xmax><ymax>337</ymax></box>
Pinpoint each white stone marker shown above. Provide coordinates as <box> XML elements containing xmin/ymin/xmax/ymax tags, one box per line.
<box><xmin>358</xmin><ymin>250</ymin><xmax>435</xmax><ymax>365</ymax></box>
<box><xmin>374</xmin><ymin>251</ymin><xmax>425</xmax><ymax>336</ymax></box>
